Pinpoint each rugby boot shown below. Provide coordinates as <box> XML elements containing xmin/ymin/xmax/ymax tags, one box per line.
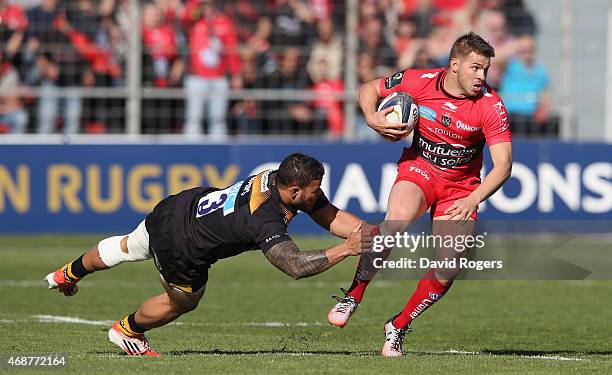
<box><xmin>381</xmin><ymin>316</ymin><xmax>411</xmax><ymax>357</ymax></box>
<box><xmin>108</xmin><ymin>321</ymin><xmax>160</xmax><ymax>357</ymax></box>
<box><xmin>327</xmin><ymin>288</ymin><xmax>359</xmax><ymax>328</ymax></box>
<box><xmin>44</xmin><ymin>264</ymin><xmax>79</xmax><ymax>296</ymax></box>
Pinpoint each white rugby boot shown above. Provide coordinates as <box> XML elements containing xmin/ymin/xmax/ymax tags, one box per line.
<box><xmin>327</xmin><ymin>288</ymin><xmax>359</xmax><ymax>328</ymax></box>
<box><xmin>381</xmin><ymin>316</ymin><xmax>411</xmax><ymax>357</ymax></box>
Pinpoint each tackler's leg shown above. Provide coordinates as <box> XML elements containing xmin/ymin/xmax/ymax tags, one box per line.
<box><xmin>44</xmin><ymin>220</ymin><xmax>152</xmax><ymax>296</ymax></box>
<box><xmin>108</xmin><ymin>275</ymin><xmax>206</xmax><ymax>356</ymax></box>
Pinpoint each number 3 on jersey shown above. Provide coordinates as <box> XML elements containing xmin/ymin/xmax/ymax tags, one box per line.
<box><xmin>195</xmin><ymin>181</ymin><xmax>242</xmax><ymax>218</ymax></box>
<box><xmin>196</xmin><ymin>191</ymin><xmax>227</xmax><ymax>218</ymax></box>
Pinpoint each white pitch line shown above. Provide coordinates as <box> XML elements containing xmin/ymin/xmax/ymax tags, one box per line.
<box><xmin>445</xmin><ymin>349</ymin><xmax>586</xmax><ymax>362</ymax></box>
<box><xmin>526</xmin><ymin>355</ymin><xmax>585</xmax><ymax>362</ymax></box>
<box><xmin>242</xmin><ymin>322</ymin><xmax>325</xmax><ymax>327</ymax></box>
<box><xmin>34</xmin><ymin>315</ymin><xmax>115</xmax><ymax>326</ymax></box>
<box><xmin>32</xmin><ymin>314</ymin><xmax>188</xmax><ymax>326</ymax></box>
<box><xmin>32</xmin><ymin>315</ymin><xmax>325</xmax><ymax>328</ymax></box>
<box><xmin>446</xmin><ymin>349</ymin><xmax>481</xmax><ymax>355</ymax></box>
<box><xmin>0</xmin><ymin>280</ymin><xmax>47</xmax><ymax>287</ymax></box>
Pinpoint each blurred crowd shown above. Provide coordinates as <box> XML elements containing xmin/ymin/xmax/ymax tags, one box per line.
<box><xmin>0</xmin><ymin>0</ymin><xmax>555</xmax><ymax>138</ymax></box>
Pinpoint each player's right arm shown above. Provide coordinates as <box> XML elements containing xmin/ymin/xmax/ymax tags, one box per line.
<box><xmin>261</xmin><ymin>222</ymin><xmax>370</xmax><ymax>280</ymax></box>
<box><xmin>359</xmin><ymin>72</ymin><xmax>416</xmax><ymax>142</ymax></box>
<box><xmin>359</xmin><ymin>78</ymin><xmax>410</xmax><ymax>141</ymax></box>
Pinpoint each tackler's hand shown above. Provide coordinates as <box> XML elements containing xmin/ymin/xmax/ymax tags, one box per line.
<box><xmin>344</xmin><ymin>221</ymin><xmax>372</xmax><ymax>256</ymax></box>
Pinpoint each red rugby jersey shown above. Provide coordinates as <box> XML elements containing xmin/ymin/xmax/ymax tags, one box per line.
<box><xmin>380</xmin><ymin>68</ymin><xmax>512</xmax><ymax>180</ymax></box>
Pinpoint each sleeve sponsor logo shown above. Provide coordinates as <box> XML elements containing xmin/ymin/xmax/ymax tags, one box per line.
<box><xmin>260</xmin><ymin>170</ymin><xmax>271</xmax><ymax>193</ymax></box>
<box><xmin>240</xmin><ymin>176</ymin><xmax>255</xmax><ymax>196</ymax></box>
<box><xmin>419</xmin><ymin>105</ymin><xmax>437</xmax><ymax>122</ymax></box>
<box><xmin>265</xmin><ymin>233</ymin><xmax>286</xmax><ymax>244</ymax></box>
<box><xmin>384</xmin><ymin>71</ymin><xmax>404</xmax><ymax>89</ymax></box>
<box><xmin>493</xmin><ymin>101</ymin><xmax>509</xmax><ymax>132</ymax></box>
<box><xmin>420</xmin><ymin>72</ymin><xmax>439</xmax><ymax>79</ymax></box>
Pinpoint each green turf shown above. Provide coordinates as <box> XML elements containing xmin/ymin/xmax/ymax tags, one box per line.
<box><xmin>0</xmin><ymin>235</ymin><xmax>611</xmax><ymax>374</ymax></box>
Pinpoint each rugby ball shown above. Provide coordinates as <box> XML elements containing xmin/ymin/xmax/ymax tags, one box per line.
<box><xmin>377</xmin><ymin>92</ymin><xmax>419</xmax><ymax>135</ymax></box>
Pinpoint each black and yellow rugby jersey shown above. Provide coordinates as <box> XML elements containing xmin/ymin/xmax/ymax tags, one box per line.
<box><xmin>145</xmin><ymin>170</ymin><xmax>329</xmax><ymax>267</ymax></box>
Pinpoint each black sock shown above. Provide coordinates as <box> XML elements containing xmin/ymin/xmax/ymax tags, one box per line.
<box><xmin>68</xmin><ymin>254</ymin><xmax>93</xmax><ymax>279</ymax></box>
<box><xmin>127</xmin><ymin>312</ymin><xmax>148</xmax><ymax>334</ymax></box>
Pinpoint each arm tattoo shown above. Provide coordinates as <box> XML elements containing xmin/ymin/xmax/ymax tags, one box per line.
<box><xmin>262</xmin><ymin>240</ymin><xmax>330</xmax><ymax>280</ymax></box>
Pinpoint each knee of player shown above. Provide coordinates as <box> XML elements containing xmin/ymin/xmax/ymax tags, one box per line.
<box><xmin>97</xmin><ymin>230</ymin><xmax>151</xmax><ymax>268</ymax></box>
<box><xmin>120</xmin><ymin>236</ymin><xmax>129</xmax><ymax>254</ymax></box>
<box><xmin>98</xmin><ymin>236</ymin><xmax>130</xmax><ymax>267</ymax></box>
<box><xmin>171</xmin><ymin>296</ymin><xmax>200</xmax><ymax>313</ymax></box>
<box><xmin>179</xmin><ymin>301</ymin><xmax>199</xmax><ymax>313</ymax></box>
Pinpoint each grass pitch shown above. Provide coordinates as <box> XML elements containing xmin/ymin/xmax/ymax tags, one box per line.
<box><xmin>1</xmin><ymin>235</ymin><xmax>611</xmax><ymax>374</ymax></box>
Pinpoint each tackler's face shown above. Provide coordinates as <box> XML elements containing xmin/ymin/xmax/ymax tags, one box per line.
<box><xmin>453</xmin><ymin>52</ymin><xmax>490</xmax><ymax>97</ymax></box>
<box><xmin>293</xmin><ymin>180</ymin><xmax>322</xmax><ymax>212</ymax></box>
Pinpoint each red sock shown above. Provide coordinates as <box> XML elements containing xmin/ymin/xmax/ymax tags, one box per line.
<box><xmin>392</xmin><ymin>269</ymin><xmax>451</xmax><ymax>329</ymax></box>
<box><xmin>347</xmin><ymin>279</ymin><xmax>369</xmax><ymax>303</ymax></box>
<box><xmin>346</xmin><ymin>225</ymin><xmax>384</xmax><ymax>303</ymax></box>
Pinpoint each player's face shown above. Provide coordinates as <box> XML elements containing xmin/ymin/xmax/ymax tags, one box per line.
<box><xmin>455</xmin><ymin>52</ymin><xmax>490</xmax><ymax>97</ymax></box>
<box><xmin>296</xmin><ymin>180</ymin><xmax>322</xmax><ymax>212</ymax></box>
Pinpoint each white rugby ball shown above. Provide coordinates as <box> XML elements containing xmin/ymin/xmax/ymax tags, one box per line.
<box><xmin>377</xmin><ymin>92</ymin><xmax>419</xmax><ymax>136</ymax></box>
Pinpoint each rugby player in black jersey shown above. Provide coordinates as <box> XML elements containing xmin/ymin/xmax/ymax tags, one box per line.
<box><xmin>44</xmin><ymin>153</ymin><xmax>372</xmax><ymax>356</ymax></box>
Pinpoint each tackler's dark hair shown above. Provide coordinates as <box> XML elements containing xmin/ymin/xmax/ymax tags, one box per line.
<box><xmin>277</xmin><ymin>153</ymin><xmax>325</xmax><ymax>188</ymax></box>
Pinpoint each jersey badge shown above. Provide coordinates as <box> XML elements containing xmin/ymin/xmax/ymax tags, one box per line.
<box><xmin>441</xmin><ymin>115</ymin><xmax>452</xmax><ymax>127</ymax></box>
<box><xmin>384</xmin><ymin>71</ymin><xmax>404</xmax><ymax>89</ymax></box>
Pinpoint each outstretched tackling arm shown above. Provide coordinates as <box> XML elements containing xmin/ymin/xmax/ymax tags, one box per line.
<box><xmin>262</xmin><ymin>241</ymin><xmax>331</xmax><ymax>280</ymax></box>
<box><xmin>262</xmin><ymin>222</ymin><xmax>368</xmax><ymax>280</ymax></box>
<box><xmin>309</xmin><ymin>203</ymin><xmax>377</xmax><ymax>239</ymax></box>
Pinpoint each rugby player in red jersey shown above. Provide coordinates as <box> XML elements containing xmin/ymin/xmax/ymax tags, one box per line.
<box><xmin>327</xmin><ymin>32</ymin><xmax>513</xmax><ymax>357</ymax></box>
